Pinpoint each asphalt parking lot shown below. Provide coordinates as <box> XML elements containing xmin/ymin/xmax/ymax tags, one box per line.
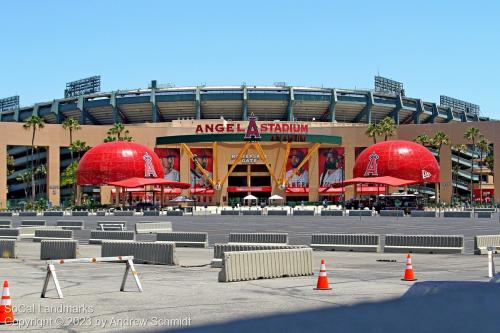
<box><xmin>1</xmin><ymin>214</ymin><xmax>499</xmax><ymax>332</ymax></box>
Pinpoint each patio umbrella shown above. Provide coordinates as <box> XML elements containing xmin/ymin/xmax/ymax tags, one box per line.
<box><xmin>170</xmin><ymin>196</ymin><xmax>194</xmax><ymax>202</ymax></box>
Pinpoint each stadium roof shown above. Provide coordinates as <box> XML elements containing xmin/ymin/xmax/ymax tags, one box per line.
<box><xmin>0</xmin><ymin>85</ymin><xmax>489</xmax><ymax>125</ymax></box>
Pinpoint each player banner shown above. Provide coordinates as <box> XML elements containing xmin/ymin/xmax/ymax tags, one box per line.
<box><xmin>190</xmin><ymin>148</ymin><xmax>213</xmax><ymax>188</ymax></box>
<box><xmin>318</xmin><ymin>147</ymin><xmax>344</xmax><ymax>187</ymax></box>
<box><xmin>285</xmin><ymin>148</ymin><xmax>309</xmax><ymax>188</ymax></box>
<box><xmin>154</xmin><ymin>148</ymin><xmax>180</xmax><ymax>182</ymax></box>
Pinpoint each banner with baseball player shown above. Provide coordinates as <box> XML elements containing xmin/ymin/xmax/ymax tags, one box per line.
<box><xmin>285</xmin><ymin>148</ymin><xmax>309</xmax><ymax>188</ymax></box>
<box><xmin>154</xmin><ymin>148</ymin><xmax>181</xmax><ymax>182</ymax></box>
<box><xmin>190</xmin><ymin>148</ymin><xmax>213</xmax><ymax>188</ymax></box>
<box><xmin>318</xmin><ymin>147</ymin><xmax>345</xmax><ymax>187</ymax></box>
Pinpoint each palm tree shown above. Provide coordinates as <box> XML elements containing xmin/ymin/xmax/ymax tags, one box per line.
<box><xmin>464</xmin><ymin>127</ymin><xmax>481</xmax><ymax>204</ymax></box>
<box><xmin>477</xmin><ymin>137</ymin><xmax>491</xmax><ymax>203</ymax></box>
<box><xmin>104</xmin><ymin>123</ymin><xmax>133</xmax><ymax>142</ymax></box>
<box><xmin>23</xmin><ymin>116</ymin><xmax>45</xmax><ymax>202</ymax></box>
<box><xmin>379</xmin><ymin>117</ymin><xmax>397</xmax><ymax>141</ymax></box>
<box><xmin>453</xmin><ymin>144</ymin><xmax>467</xmax><ymax>202</ymax></box>
<box><xmin>16</xmin><ymin>171</ymin><xmax>32</xmax><ymax>200</ymax></box>
<box><xmin>414</xmin><ymin>134</ymin><xmax>431</xmax><ymax>146</ymax></box>
<box><xmin>365</xmin><ymin>123</ymin><xmax>378</xmax><ymax>144</ymax></box>
<box><xmin>431</xmin><ymin>131</ymin><xmax>450</xmax><ymax>205</ymax></box>
<box><xmin>62</xmin><ymin>118</ymin><xmax>81</xmax><ymax>204</ymax></box>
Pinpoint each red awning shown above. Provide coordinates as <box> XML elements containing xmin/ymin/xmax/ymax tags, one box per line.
<box><xmin>111</xmin><ymin>187</ymin><xmax>182</xmax><ymax>194</ymax></box>
<box><xmin>329</xmin><ymin>176</ymin><xmax>416</xmax><ymax>188</ymax></box>
<box><xmin>108</xmin><ymin>177</ymin><xmax>190</xmax><ymax>189</ymax></box>
<box><xmin>286</xmin><ymin>187</ymin><xmax>309</xmax><ymax>194</ymax></box>
<box><xmin>227</xmin><ymin>186</ymin><xmax>272</xmax><ymax>193</ymax></box>
<box><xmin>356</xmin><ymin>185</ymin><xmax>386</xmax><ymax>194</ymax></box>
<box><xmin>190</xmin><ymin>188</ymin><xmax>215</xmax><ymax>195</ymax></box>
<box><xmin>319</xmin><ymin>187</ymin><xmax>344</xmax><ymax>195</ymax></box>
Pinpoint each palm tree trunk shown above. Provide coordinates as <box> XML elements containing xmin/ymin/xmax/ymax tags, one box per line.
<box><xmin>479</xmin><ymin>150</ymin><xmax>483</xmax><ymax>204</ymax></box>
<box><xmin>470</xmin><ymin>140</ymin><xmax>475</xmax><ymax>205</ymax></box>
<box><xmin>69</xmin><ymin>129</ymin><xmax>76</xmax><ymax>206</ymax></box>
<box><xmin>31</xmin><ymin>129</ymin><xmax>36</xmax><ymax>202</ymax></box>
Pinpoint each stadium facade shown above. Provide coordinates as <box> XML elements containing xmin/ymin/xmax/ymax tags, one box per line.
<box><xmin>0</xmin><ymin>85</ymin><xmax>497</xmax><ymax>208</ymax></box>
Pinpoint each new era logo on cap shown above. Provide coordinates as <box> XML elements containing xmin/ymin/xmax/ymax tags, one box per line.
<box><xmin>422</xmin><ymin>169</ymin><xmax>431</xmax><ymax>179</ymax></box>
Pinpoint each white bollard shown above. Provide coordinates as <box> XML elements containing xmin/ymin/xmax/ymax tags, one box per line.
<box><xmin>488</xmin><ymin>248</ymin><xmax>496</xmax><ymax>278</ymax></box>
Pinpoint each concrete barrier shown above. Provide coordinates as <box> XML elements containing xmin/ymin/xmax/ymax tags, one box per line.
<box><xmin>474</xmin><ymin>235</ymin><xmax>500</xmax><ymax>254</ymax></box>
<box><xmin>384</xmin><ymin>234</ymin><xmax>464</xmax><ymax>254</ymax></box>
<box><xmin>212</xmin><ymin>243</ymin><xmax>306</xmax><ymax>267</ymax></box>
<box><xmin>229</xmin><ymin>233</ymin><xmax>288</xmax><ymax>244</ymax></box>
<box><xmin>135</xmin><ymin>222</ymin><xmax>172</xmax><ymax>234</ymax></box>
<box><xmin>218</xmin><ymin>248</ymin><xmax>314</xmax><ymax>282</ymax></box>
<box><xmin>21</xmin><ymin>220</ymin><xmax>46</xmax><ymax>227</ymax></box>
<box><xmin>97</xmin><ymin>221</ymin><xmax>126</xmax><ymax>231</ymax></box>
<box><xmin>0</xmin><ymin>239</ymin><xmax>16</xmax><ymax>258</ymax></box>
<box><xmin>411</xmin><ymin>211</ymin><xmax>436</xmax><ymax>217</ymax></box>
<box><xmin>56</xmin><ymin>220</ymin><xmax>85</xmax><ymax>230</ymax></box>
<box><xmin>321</xmin><ymin>210</ymin><xmax>343</xmax><ymax>216</ymax></box>
<box><xmin>101</xmin><ymin>241</ymin><xmax>178</xmax><ymax>265</ymax></box>
<box><xmin>33</xmin><ymin>229</ymin><xmax>73</xmax><ymax>242</ymax></box>
<box><xmin>443</xmin><ymin>211</ymin><xmax>471</xmax><ymax>218</ymax></box>
<box><xmin>466</xmin><ymin>208</ymin><xmax>496</xmax><ymax>212</ymax></box>
<box><xmin>43</xmin><ymin>211</ymin><xmax>64</xmax><ymax>216</ymax></box>
<box><xmin>221</xmin><ymin>210</ymin><xmax>239</xmax><ymax>215</ymax></box>
<box><xmin>0</xmin><ymin>229</ymin><xmax>20</xmax><ymax>241</ymax></box>
<box><xmin>267</xmin><ymin>210</ymin><xmax>288</xmax><ymax>216</ymax></box>
<box><xmin>71</xmin><ymin>211</ymin><xmax>89</xmax><ymax>216</ymax></box>
<box><xmin>114</xmin><ymin>211</ymin><xmax>134</xmax><ymax>216</ymax></box>
<box><xmin>380</xmin><ymin>210</ymin><xmax>405</xmax><ymax>217</ymax></box>
<box><xmin>348</xmin><ymin>210</ymin><xmax>372</xmax><ymax>217</ymax></box>
<box><xmin>241</xmin><ymin>210</ymin><xmax>262</xmax><ymax>215</ymax></box>
<box><xmin>477</xmin><ymin>212</ymin><xmax>492</xmax><ymax>219</ymax></box>
<box><xmin>0</xmin><ymin>212</ymin><xmax>13</xmax><ymax>217</ymax></box>
<box><xmin>96</xmin><ymin>211</ymin><xmax>106</xmax><ymax>216</ymax></box>
<box><xmin>166</xmin><ymin>210</ymin><xmax>183</xmax><ymax>216</ymax></box>
<box><xmin>143</xmin><ymin>210</ymin><xmax>160</xmax><ymax>216</ymax></box>
<box><xmin>311</xmin><ymin>234</ymin><xmax>381</xmax><ymax>252</ymax></box>
<box><xmin>0</xmin><ymin>220</ymin><xmax>12</xmax><ymax>229</ymax></box>
<box><xmin>293</xmin><ymin>210</ymin><xmax>315</xmax><ymax>216</ymax></box>
<box><xmin>40</xmin><ymin>240</ymin><xmax>78</xmax><ymax>260</ymax></box>
<box><xmin>156</xmin><ymin>232</ymin><xmax>208</xmax><ymax>248</ymax></box>
<box><xmin>89</xmin><ymin>230</ymin><xmax>135</xmax><ymax>244</ymax></box>
<box><xmin>19</xmin><ymin>211</ymin><xmax>37</xmax><ymax>217</ymax></box>
<box><xmin>19</xmin><ymin>226</ymin><xmax>63</xmax><ymax>239</ymax></box>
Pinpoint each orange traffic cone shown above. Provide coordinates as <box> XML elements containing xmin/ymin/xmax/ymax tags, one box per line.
<box><xmin>0</xmin><ymin>280</ymin><xmax>16</xmax><ymax>325</ymax></box>
<box><xmin>314</xmin><ymin>259</ymin><xmax>332</xmax><ymax>290</ymax></box>
<box><xmin>402</xmin><ymin>254</ymin><xmax>417</xmax><ymax>281</ymax></box>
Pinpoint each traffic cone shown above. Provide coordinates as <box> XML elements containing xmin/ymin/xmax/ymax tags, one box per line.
<box><xmin>0</xmin><ymin>280</ymin><xmax>16</xmax><ymax>325</ymax></box>
<box><xmin>314</xmin><ymin>259</ymin><xmax>332</xmax><ymax>290</ymax></box>
<box><xmin>401</xmin><ymin>254</ymin><xmax>417</xmax><ymax>281</ymax></box>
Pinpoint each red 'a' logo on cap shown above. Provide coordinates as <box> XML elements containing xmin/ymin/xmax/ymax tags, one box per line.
<box><xmin>364</xmin><ymin>151</ymin><xmax>379</xmax><ymax>176</ymax></box>
<box><xmin>143</xmin><ymin>152</ymin><xmax>158</xmax><ymax>178</ymax></box>
<box><xmin>244</xmin><ymin>113</ymin><xmax>261</xmax><ymax>141</ymax></box>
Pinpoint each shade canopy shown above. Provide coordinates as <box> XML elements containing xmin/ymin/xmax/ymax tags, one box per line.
<box><xmin>353</xmin><ymin>140</ymin><xmax>439</xmax><ymax>183</ymax></box>
<box><xmin>77</xmin><ymin>141</ymin><xmax>165</xmax><ymax>185</ymax></box>
<box><xmin>269</xmin><ymin>194</ymin><xmax>284</xmax><ymax>200</ymax></box>
<box><xmin>170</xmin><ymin>196</ymin><xmax>194</xmax><ymax>202</ymax></box>
<box><xmin>243</xmin><ymin>194</ymin><xmax>258</xmax><ymax>200</ymax></box>
<box><xmin>330</xmin><ymin>176</ymin><xmax>416</xmax><ymax>188</ymax></box>
<box><xmin>108</xmin><ymin>177</ymin><xmax>190</xmax><ymax>189</ymax></box>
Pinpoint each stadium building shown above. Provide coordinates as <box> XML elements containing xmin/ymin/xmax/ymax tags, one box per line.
<box><xmin>0</xmin><ymin>78</ymin><xmax>497</xmax><ymax>209</ymax></box>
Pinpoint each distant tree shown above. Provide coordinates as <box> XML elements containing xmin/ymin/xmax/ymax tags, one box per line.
<box><xmin>365</xmin><ymin>123</ymin><xmax>378</xmax><ymax>144</ymax></box>
<box><xmin>464</xmin><ymin>127</ymin><xmax>481</xmax><ymax>203</ymax></box>
<box><xmin>477</xmin><ymin>137</ymin><xmax>491</xmax><ymax>202</ymax></box>
<box><xmin>414</xmin><ymin>134</ymin><xmax>431</xmax><ymax>146</ymax></box>
<box><xmin>378</xmin><ymin>117</ymin><xmax>397</xmax><ymax>141</ymax></box>
<box><xmin>23</xmin><ymin>116</ymin><xmax>45</xmax><ymax>202</ymax></box>
<box><xmin>104</xmin><ymin>123</ymin><xmax>133</xmax><ymax>142</ymax></box>
<box><xmin>430</xmin><ymin>131</ymin><xmax>450</xmax><ymax>205</ymax></box>
<box><xmin>62</xmin><ymin>118</ymin><xmax>81</xmax><ymax>204</ymax></box>
<box><xmin>453</xmin><ymin>144</ymin><xmax>467</xmax><ymax>200</ymax></box>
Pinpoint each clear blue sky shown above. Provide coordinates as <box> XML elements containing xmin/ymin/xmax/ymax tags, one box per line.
<box><xmin>1</xmin><ymin>1</ymin><xmax>499</xmax><ymax>118</ymax></box>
